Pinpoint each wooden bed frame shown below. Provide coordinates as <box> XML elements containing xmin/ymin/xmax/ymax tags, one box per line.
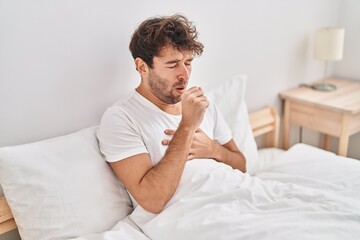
<box><xmin>0</xmin><ymin>106</ymin><xmax>280</xmax><ymax>236</ymax></box>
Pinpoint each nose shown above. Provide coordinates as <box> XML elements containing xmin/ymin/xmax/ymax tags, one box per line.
<box><xmin>177</xmin><ymin>63</ymin><xmax>190</xmax><ymax>81</ymax></box>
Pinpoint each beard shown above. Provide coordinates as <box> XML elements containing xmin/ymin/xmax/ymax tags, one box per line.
<box><xmin>148</xmin><ymin>70</ymin><xmax>187</xmax><ymax>104</ymax></box>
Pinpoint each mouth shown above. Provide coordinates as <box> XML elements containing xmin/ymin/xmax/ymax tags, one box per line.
<box><xmin>175</xmin><ymin>86</ymin><xmax>186</xmax><ymax>94</ymax></box>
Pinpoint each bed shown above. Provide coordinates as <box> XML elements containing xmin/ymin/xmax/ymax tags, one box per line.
<box><xmin>1</xmin><ymin>75</ymin><xmax>359</xmax><ymax>240</ymax></box>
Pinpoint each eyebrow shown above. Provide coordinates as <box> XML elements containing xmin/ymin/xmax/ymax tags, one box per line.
<box><xmin>165</xmin><ymin>57</ymin><xmax>193</xmax><ymax>64</ymax></box>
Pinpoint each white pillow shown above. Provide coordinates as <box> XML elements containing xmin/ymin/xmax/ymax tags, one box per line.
<box><xmin>206</xmin><ymin>74</ymin><xmax>259</xmax><ymax>174</ymax></box>
<box><xmin>0</xmin><ymin>126</ymin><xmax>133</xmax><ymax>240</ymax></box>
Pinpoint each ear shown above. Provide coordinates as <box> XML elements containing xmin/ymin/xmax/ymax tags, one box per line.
<box><xmin>134</xmin><ymin>58</ymin><xmax>149</xmax><ymax>75</ymax></box>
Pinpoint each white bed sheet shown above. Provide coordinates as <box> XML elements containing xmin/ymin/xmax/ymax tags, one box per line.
<box><xmin>125</xmin><ymin>143</ymin><xmax>360</xmax><ymax>240</ymax></box>
<box><xmin>257</xmin><ymin>147</ymin><xmax>286</xmax><ymax>173</ymax></box>
<box><xmin>71</xmin><ymin>144</ymin><xmax>360</xmax><ymax>240</ymax></box>
<box><xmin>256</xmin><ymin>143</ymin><xmax>360</xmax><ymax>187</ymax></box>
<box><xmin>69</xmin><ymin>216</ymin><xmax>150</xmax><ymax>240</ymax></box>
<box><xmin>63</xmin><ymin>147</ymin><xmax>287</xmax><ymax>240</ymax></box>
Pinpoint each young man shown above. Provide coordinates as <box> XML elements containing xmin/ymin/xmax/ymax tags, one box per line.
<box><xmin>97</xmin><ymin>14</ymin><xmax>246</xmax><ymax>214</ymax></box>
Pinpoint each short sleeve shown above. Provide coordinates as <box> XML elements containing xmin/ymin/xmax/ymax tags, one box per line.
<box><xmin>211</xmin><ymin>102</ymin><xmax>233</xmax><ymax>145</ymax></box>
<box><xmin>97</xmin><ymin>107</ymin><xmax>148</xmax><ymax>162</ymax></box>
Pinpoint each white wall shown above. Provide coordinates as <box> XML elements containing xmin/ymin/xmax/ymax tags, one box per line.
<box><xmin>0</xmin><ymin>0</ymin><xmax>345</xmax><ymax>147</ymax></box>
<box><xmin>335</xmin><ymin>0</ymin><xmax>360</xmax><ymax>79</ymax></box>
<box><xmin>0</xmin><ymin>0</ymin><xmax>358</xmax><ymax>238</ymax></box>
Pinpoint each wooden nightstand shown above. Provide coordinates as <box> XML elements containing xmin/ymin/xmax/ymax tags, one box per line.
<box><xmin>280</xmin><ymin>77</ymin><xmax>360</xmax><ymax>156</ymax></box>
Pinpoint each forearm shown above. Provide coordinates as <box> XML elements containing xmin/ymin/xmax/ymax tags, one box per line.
<box><xmin>136</xmin><ymin>124</ymin><xmax>195</xmax><ymax>213</ymax></box>
<box><xmin>212</xmin><ymin>141</ymin><xmax>246</xmax><ymax>172</ymax></box>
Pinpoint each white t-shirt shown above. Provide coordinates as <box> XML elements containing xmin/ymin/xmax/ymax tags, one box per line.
<box><xmin>98</xmin><ymin>90</ymin><xmax>232</xmax><ymax>165</ymax></box>
<box><xmin>97</xmin><ymin>90</ymin><xmax>233</xmax><ymax>206</ymax></box>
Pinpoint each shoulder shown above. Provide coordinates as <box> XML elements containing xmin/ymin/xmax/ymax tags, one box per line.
<box><xmin>101</xmin><ymin>92</ymin><xmax>139</xmax><ymax>118</ymax></box>
<box><xmin>99</xmin><ymin>92</ymin><xmax>141</xmax><ymax>131</ymax></box>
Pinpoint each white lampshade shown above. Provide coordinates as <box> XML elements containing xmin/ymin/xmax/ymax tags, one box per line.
<box><xmin>314</xmin><ymin>27</ymin><xmax>345</xmax><ymax>61</ymax></box>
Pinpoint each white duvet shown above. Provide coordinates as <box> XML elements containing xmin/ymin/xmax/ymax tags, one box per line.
<box><xmin>76</xmin><ymin>144</ymin><xmax>360</xmax><ymax>240</ymax></box>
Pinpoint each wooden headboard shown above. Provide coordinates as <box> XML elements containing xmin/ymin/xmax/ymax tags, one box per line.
<box><xmin>249</xmin><ymin>106</ymin><xmax>279</xmax><ymax>148</ymax></box>
<box><xmin>0</xmin><ymin>196</ymin><xmax>16</xmax><ymax>235</ymax></box>
<box><xmin>0</xmin><ymin>105</ymin><xmax>280</xmax><ymax>236</ymax></box>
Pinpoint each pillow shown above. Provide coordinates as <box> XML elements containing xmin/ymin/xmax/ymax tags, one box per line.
<box><xmin>0</xmin><ymin>126</ymin><xmax>133</xmax><ymax>240</ymax></box>
<box><xmin>206</xmin><ymin>74</ymin><xmax>259</xmax><ymax>174</ymax></box>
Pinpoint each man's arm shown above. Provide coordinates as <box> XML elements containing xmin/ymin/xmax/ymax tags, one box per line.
<box><xmin>163</xmin><ymin>128</ymin><xmax>246</xmax><ymax>172</ymax></box>
<box><xmin>110</xmin><ymin>125</ymin><xmax>194</xmax><ymax>214</ymax></box>
<box><xmin>109</xmin><ymin>87</ymin><xmax>208</xmax><ymax>214</ymax></box>
<box><xmin>210</xmin><ymin>138</ymin><xmax>246</xmax><ymax>172</ymax></box>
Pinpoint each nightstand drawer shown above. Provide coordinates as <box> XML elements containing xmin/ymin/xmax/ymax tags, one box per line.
<box><xmin>289</xmin><ymin>101</ymin><xmax>343</xmax><ymax>136</ymax></box>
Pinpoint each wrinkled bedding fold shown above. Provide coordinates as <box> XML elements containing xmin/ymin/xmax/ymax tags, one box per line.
<box><xmin>74</xmin><ymin>144</ymin><xmax>360</xmax><ymax>240</ymax></box>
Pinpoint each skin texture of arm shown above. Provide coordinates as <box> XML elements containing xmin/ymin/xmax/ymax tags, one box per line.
<box><xmin>109</xmin><ymin>87</ymin><xmax>208</xmax><ymax>214</ymax></box>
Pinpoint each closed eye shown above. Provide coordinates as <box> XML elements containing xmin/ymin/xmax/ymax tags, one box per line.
<box><xmin>166</xmin><ymin>59</ymin><xmax>192</xmax><ymax>69</ymax></box>
<box><xmin>185</xmin><ymin>58</ymin><xmax>193</xmax><ymax>66</ymax></box>
<box><xmin>167</xmin><ymin>64</ymin><xmax>177</xmax><ymax>69</ymax></box>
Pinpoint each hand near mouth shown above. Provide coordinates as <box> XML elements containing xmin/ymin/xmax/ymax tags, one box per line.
<box><xmin>180</xmin><ymin>86</ymin><xmax>209</xmax><ymax>130</ymax></box>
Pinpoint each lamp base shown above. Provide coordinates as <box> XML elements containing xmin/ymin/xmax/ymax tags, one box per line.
<box><xmin>311</xmin><ymin>83</ymin><xmax>337</xmax><ymax>91</ymax></box>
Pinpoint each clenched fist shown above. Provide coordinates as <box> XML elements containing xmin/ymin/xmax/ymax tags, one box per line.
<box><xmin>180</xmin><ymin>86</ymin><xmax>209</xmax><ymax>130</ymax></box>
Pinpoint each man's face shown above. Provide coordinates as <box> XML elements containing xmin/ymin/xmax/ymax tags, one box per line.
<box><xmin>147</xmin><ymin>47</ymin><xmax>193</xmax><ymax>104</ymax></box>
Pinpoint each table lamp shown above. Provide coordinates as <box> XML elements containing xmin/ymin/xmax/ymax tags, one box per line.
<box><xmin>313</xmin><ymin>27</ymin><xmax>345</xmax><ymax>91</ymax></box>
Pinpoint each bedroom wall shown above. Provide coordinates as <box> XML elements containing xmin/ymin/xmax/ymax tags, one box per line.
<box><xmin>0</xmin><ymin>1</ymin><xmax>357</xmax><ymax>239</ymax></box>
<box><xmin>0</xmin><ymin>0</ymin><xmax>345</xmax><ymax>147</ymax></box>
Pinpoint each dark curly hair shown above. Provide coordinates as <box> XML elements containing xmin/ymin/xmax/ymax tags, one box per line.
<box><xmin>129</xmin><ymin>14</ymin><xmax>204</xmax><ymax>68</ymax></box>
